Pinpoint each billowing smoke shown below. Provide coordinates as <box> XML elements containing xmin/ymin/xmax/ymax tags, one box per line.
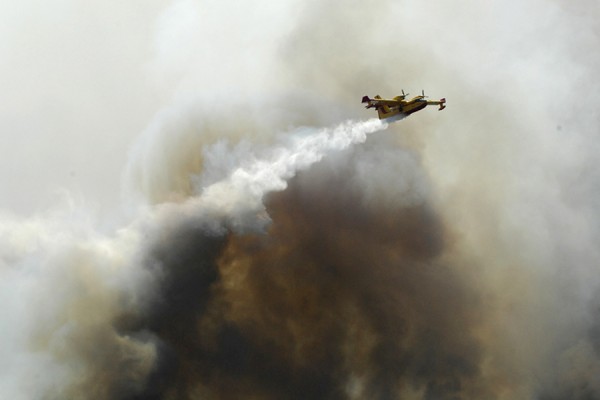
<box><xmin>2</xmin><ymin>0</ymin><xmax>600</xmax><ymax>399</ymax></box>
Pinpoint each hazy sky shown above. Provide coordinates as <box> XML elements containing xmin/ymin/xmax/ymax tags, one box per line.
<box><xmin>0</xmin><ymin>0</ymin><xmax>301</xmax><ymax>215</ymax></box>
<box><xmin>0</xmin><ymin>0</ymin><xmax>169</xmax><ymax>214</ymax></box>
<box><xmin>1</xmin><ymin>0</ymin><xmax>596</xmax><ymax>216</ymax></box>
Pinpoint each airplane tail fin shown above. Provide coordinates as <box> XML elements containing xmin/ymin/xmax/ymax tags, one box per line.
<box><xmin>438</xmin><ymin>98</ymin><xmax>446</xmax><ymax>111</ymax></box>
<box><xmin>362</xmin><ymin>95</ymin><xmax>375</xmax><ymax>109</ymax></box>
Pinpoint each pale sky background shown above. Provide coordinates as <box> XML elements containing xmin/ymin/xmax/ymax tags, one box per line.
<box><xmin>1</xmin><ymin>1</ymin><xmax>597</xmax><ymax>220</ymax></box>
<box><xmin>0</xmin><ymin>1</ymin><xmax>168</xmax><ymax>214</ymax></box>
<box><xmin>0</xmin><ymin>0</ymin><xmax>299</xmax><ymax>216</ymax></box>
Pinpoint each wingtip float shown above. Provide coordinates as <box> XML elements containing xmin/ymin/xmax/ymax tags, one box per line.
<box><xmin>362</xmin><ymin>90</ymin><xmax>446</xmax><ymax>121</ymax></box>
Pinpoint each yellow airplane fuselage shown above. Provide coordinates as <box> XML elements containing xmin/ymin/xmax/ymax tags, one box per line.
<box><xmin>377</xmin><ymin>97</ymin><xmax>428</xmax><ymax>120</ymax></box>
<box><xmin>362</xmin><ymin>93</ymin><xmax>446</xmax><ymax>120</ymax></box>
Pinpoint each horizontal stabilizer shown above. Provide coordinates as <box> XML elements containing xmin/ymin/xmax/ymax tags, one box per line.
<box><xmin>439</xmin><ymin>98</ymin><xmax>446</xmax><ymax>111</ymax></box>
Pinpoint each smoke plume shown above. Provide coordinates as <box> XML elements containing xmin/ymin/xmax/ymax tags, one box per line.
<box><xmin>2</xmin><ymin>0</ymin><xmax>600</xmax><ymax>399</ymax></box>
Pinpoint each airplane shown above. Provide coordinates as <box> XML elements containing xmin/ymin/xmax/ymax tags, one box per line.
<box><xmin>361</xmin><ymin>90</ymin><xmax>446</xmax><ymax>121</ymax></box>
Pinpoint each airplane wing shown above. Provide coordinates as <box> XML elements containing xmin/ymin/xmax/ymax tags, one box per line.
<box><xmin>361</xmin><ymin>95</ymin><xmax>401</xmax><ymax>108</ymax></box>
<box><xmin>371</xmin><ymin>99</ymin><xmax>402</xmax><ymax>106</ymax></box>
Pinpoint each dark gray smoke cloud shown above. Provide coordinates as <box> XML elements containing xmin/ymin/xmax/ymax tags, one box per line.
<box><xmin>2</xmin><ymin>0</ymin><xmax>600</xmax><ymax>399</ymax></box>
<box><xmin>112</xmin><ymin>136</ymin><xmax>498</xmax><ymax>399</ymax></box>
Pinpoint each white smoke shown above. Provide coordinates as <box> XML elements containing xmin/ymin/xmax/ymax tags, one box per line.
<box><xmin>0</xmin><ymin>117</ymin><xmax>388</xmax><ymax>398</ymax></box>
<box><xmin>194</xmin><ymin>118</ymin><xmax>387</xmax><ymax>231</ymax></box>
